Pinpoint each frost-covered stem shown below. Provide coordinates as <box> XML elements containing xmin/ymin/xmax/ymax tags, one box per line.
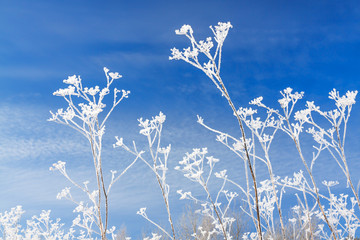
<box><xmin>171</xmin><ymin>23</ymin><xmax>265</xmax><ymax>238</ymax></box>
<box><xmin>49</xmin><ymin>69</ymin><xmax>128</xmax><ymax>239</ymax></box>
<box><xmin>107</xmin><ymin>153</ymin><xmax>140</xmax><ymax>194</ymax></box>
<box><xmin>203</xmin><ymin>184</ymin><xmax>228</xmax><ymax>240</ymax></box>
<box><xmin>243</xmin><ymin>157</ymin><xmax>258</xmax><ymax>230</ymax></box>
<box><xmin>264</xmin><ymin>156</ymin><xmax>286</xmax><ymax>239</ymax></box>
<box><xmin>147</xmin><ymin>128</ymin><xmax>176</xmax><ymax>240</ymax></box>
<box><xmin>95</xmin><ymin>119</ymin><xmax>110</xmax><ymax>239</ymax></box>
<box><xmin>251</xmin><ymin>131</ymin><xmax>256</xmax><ymax>177</ymax></box>
<box><xmin>301</xmin><ymin>185</ymin><xmax>314</xmax><ymax>240</ymax></box>
<box><xmin>99</xmin><ymin>149</ymin><xmax>108</xmax><ymax>239</ymax></box>
<box><xmin>216</xmin><ymin>74</ymin><xmax>263</xmax><ymax>239</ymax></box>
<box><xmin>141</xmin><ymin>213</ymin><xmax>172</xmax><ymax>239</ymax></box>
<box><xmin>154</xmin><ymin>174</ymin><xmax>175</xmax><ymax>240</ymax></box>
<box><xmin>253</xmin><ymin>123</ymin><xmax>285</xmax><ymax>238</ymax></box>
<box><xmin>88</xmin><ymin>129</ymin><xmax>104</xmax><ymax>238</ymax></box>
<box><xmin>221</xmin><ymin>171</ymin><xmax>260</xmax><ymax>229</ymax></box>
<box><xmin>284</xmin><ymin>116</ymin><xmax>337</xmax><ymax>240</ymax></box>
<box><xmin>254</xmin><ymin>119</ymin><xmax>285</xmax><ymax>236</ymax></box>
<box><xmin>89</xmin><ymin>121</ymin><xmax>109</xmax><ymax>240</ymax></box>
<box><xmin>335</xmin><ymin>125</ymin><xmax>360</xmax><ymax>210</ymax></box>
<box><xmin>100</xmin><ymin>89</ymin><xmax>126</xmax><ymax>129</ymax></box>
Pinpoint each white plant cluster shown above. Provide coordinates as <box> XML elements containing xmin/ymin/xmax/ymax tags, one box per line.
<box><xmin>170</xmin><ymin>22</ymin><xmax>359</xmax><ymax>240</ymax></box>
<box><xmin>175</xmin><ymin>148</ymin><xmax>237</xmax><ymax>239</ymax></box>
<box><xmin>0</xmin><ymin>206</ymin><xmax>75</xmax><ymax>239</ymax></box>
<box><xmin>47</xmin><ymin>68</ymin><xmax>137</xmax><ymax>239</ymax></box>
<box><xmin>114</xmin><ymin>112</ymin><xmax>176</xmax><ymax>240</ymax></box>
<box><xmin>0</xmin><ymin>22</ymin><xmax>359</xmax><ymax>240</ymax></box>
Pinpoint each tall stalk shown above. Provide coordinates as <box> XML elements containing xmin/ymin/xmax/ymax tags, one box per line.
<box><xmin>216</xmin><ymin>76</ymin><xmax>263</xmax><ymax>239</ymax></box>
<box><xmin>170</xmin><ymin>22</ymin><xmax>264</xmax><ymax>239</ymax></box>
<box><xmin>49</xmin><ymin>68</ymin><xmax>134</xmax><ymax>239</ymax></box>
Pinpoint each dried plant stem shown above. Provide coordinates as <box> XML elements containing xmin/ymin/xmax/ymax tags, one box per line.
<box><xmin>284</xmin><ymin>117</ymin><xmax>337</xmax><ymax>240</ymax></box>
<box><xmin>301</xmin><ymin>186</ymin><xmax>314</xmax><ymax>240</ymax></box>
<box><xmin>265</xmin><ymin>159</ymin><xmax>286</xmax><ymax>239</ymax></box>
<box><xmin>216</xmin><ymin>75</ymin><xmax>263</xmax><ymax>240</ymax></box>
<box><xmin>96</xmin><ymin>120</ymin><xmax>109</xmax><ymax>238</ymax></box>
<box><xmin>154</xmin><ymin>173</ymin><xmax>176</xmax><ymax>240</ymax></box>
<box><xmin>244</xmin><ymin>160</ymin><xmax>259</xmax><ymax>231</ymax></box>
<box><xmin>99</xmin><ymin>163</ymin><xmax>108</xmax><ymax>240</ymax></box>
<box><xmin>203</xmin><ymin>185</ymin><xmax>228</xmax><ymax>240</ymax></box>
<box><xmin>335</xmin><ymin>126</ymin><xmax>360</xmax><ymax>210</ymax></box>
<box><xmin>147</xmin><ymin>131</ymin><xmax>176</xmax><ymax>240</ymax></box>
<box><xmin>89</xmin><ymin>133</ymin><xmax>105</xmax><ymax>239</ymax></box>
<box><xmin>49</xmin><ymin>69</ymin><xmax>132</xmax><ymax>239</ymax></box>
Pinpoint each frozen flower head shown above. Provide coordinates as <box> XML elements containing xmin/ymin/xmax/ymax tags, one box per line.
<box><xmin>236</xmin><ymin>107</ymin><xmax>257</xmax><ymax>118</ymax></box>
<box><xmin>49</xmin><ymin>161</ymin><xmax>66</xmax><ymax>172</ymax></box>
<box><xmin>329</xmin><ymin>88</ymin><xmax>358</xmax><ymax>108</ymax></box>
<box><xmin>155</xmin><ymin>111</ymin><xmax>166</xmax><ymax>124</ymax></box>
<box><xmin>63</xmin><ymin>75</ymin><xmax>80</xmax><ymax>85</ymax></box>
<box><xmin>176</xmin><ymin>190</ymin><xmax>192</xmax><ymax>200</ymax></box>
<box><xmin>197</xmin><ymin>115</ymin><xmax>204</xmax><ymax>124</ymax></box>
<box><xmin>278</xmin><ymin>87</ymin><xmax>304</xmax><ymax>108</ymax></box>
<box><xmin>78</xmin><ymin>102</ymin><xmax>105</xmax><ymax>119</ymax></box>
<box><xmin>48</xmin><ymin>107</ymin><xmax>76</xmax><ymax>122</ymax></box>
<box><xmin>249</xmin><ymin>96</ymin><xmax>264</xmax><ymax>106</ymax></box>
<box><xmin>84</xmin><ymin>86</ymin><xmax>100</xmax><ymax>96</ymax></box>
<box><xmin>170</xmin><ymin>21</ymin><xmax>232</xmax><ymax>66</ymax></box>
<box><xmin>109</xmin><ymin>72</ymin><xmax>122</xmax><ymax>79</ymax></box>
<box><xmin>306</xmin><ymin>101</ymin><xmax>320</xmax><ymax>111</ymax></box>
<box><xmin>294</xmin><ymin>109</ymin><xmax>311</xmax><ymax>122</ymax></box>
<box><xmin>176</xmin><ymin>148</ymin><xmax>209</xmax><ymax>182</ymax></box>
<box><xmin>103</xmin><ymin>66</ymin><xmax>122</xmax><ymax>80</ymax></box>
<box><xmin>233</xmin><ymin>138</ymin><xmax>251</xmax><ymax>151</ymax></box>
<box><xmin>113</xmin><ymin>136</ymin><xmax>123</xmax><ymax>148</ymax></box>
<box><xmin>169</xmin><ymin>48</ymin><xmax>182</xmax><ymax>60</ymax></box>
<box><xmin>53</xmin><ymin>86</ymin><xmax>77</xmax><ymax>97</ymax></box>
<box><xmin>182</xmin><ymin>47</ymin><xmax>199</xmax><ymax>60</ymax></box>
<box><xmin>322</xmin><ymin>180</ymin><xmax>339</xmax><ymax>188</ymax></box>
<box><xmin>57</xmin><ymin>187</ymin><xmax>71</xmax><ymax>200</ymax></box>
<box><xmin>215</xmin><ymin>169</ymin><xmax>227</xmax><ymax>179</ymax></box>
<box><xmin>278</xmin><ymin>97</ymin><xmax>291</xmax><ymax>109</ymax></box>
<box><xmin>210</xmin><ymin>22</ymin><xmax>233</xmax><ymax>43</ymax></box>
<box><xmin>138</xmin><ymin>112</ymin><xmax>166</xmax><ymax>136</ymax></box>
<box><xmin>175</xmin><ymin>24</ymin><xmax>193</xmax><ymax>35</ymax></box>
<box><xmin>136</xmin><ymin>207</ymin><xmax>147</xmax><ymax>216</ymax></box>
<box><xmin>158</xmin><ymin>145</ymin><xmax>171</xmax><ymax>154</ymax></box>
<box><xmin>198</xmin><ymin>37</ymin><xmax>214</xmax><ymax>54</ymax></box>
<box><xmin>281</xmin><ymin>170</ymin><xmax>305</xmax><ymax>187</ymax></box>
<box><xmin>306</xmin><ymin>127</ymin><xmax>327</xmax><ymax>144</ymax></box>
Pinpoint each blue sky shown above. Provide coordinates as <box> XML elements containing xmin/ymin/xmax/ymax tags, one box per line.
<box><xmin>0</xmin><ymin>0</ymin><xmax>360</xmax><ymax>237</ymax></box>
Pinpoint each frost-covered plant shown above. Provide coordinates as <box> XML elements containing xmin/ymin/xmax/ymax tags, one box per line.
<box><xmin>176</xmin><ymin>205</ymin><xmax>246</xmax><ymax>240</ymax></box>
<box><xmin>0</xmin><ymin>206</ymin><xmax>24</xmax><ymax>239</ymax></box>
<box><xmin>171</xmin><ymin>22</ymin><xmax>358</xmax><ymax>240</ymax></box>
<box><xmin>314</xmin><ymin>181</ymin><xmax>360</xmax><ymax>239</ymax></box>
<box><xmin>170</xmin><ymin>22</ymin><xmax>280</xmax><ymax>239</ymax></box>
<box><xmin>175</xmin><ymin>148</ymin><xmax>237</xmax><ymax>239</ymax></box>
<box><xmin>49</xmin><ymin>68</ymin><xmax>138</xmax><ymax>239</ymax></box>
<box><xmin>251</xmin><ymin>87</ymin><xmax>359</xmax><ymax>239</ymax></box>
<box><xmin>114</xmin><ymin>112</ymin><xmax>176</xmax><ymax>239</ymax></box>
<box><xmin>0</xmin><ymin>206</ymin><xmax>75</xmax><ymax>239</ymax></box>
